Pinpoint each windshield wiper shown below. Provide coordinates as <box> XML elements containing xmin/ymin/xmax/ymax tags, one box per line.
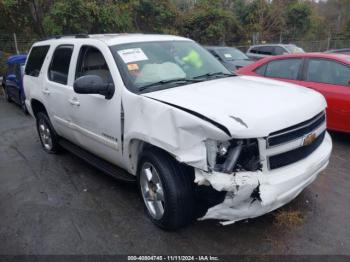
<box><xmin>193</xmin><ymin>72</ymin><xmax>236</xmax><ymax>80</ymax></box>
<box><xmin>138</xmin><ymin>78</ymin><xmax>201</xmax><ymax>92</ymax></box>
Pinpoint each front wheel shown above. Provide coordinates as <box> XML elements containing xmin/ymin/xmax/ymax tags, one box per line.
<box><xmin>137</xmin><ymin>148</ymin><xmax>195</xmax><ymax>230</ymax></box>
<box><xmin>36</xmin><ymin>112</ymin><xmax>60</xmax><ymax>153</ymax></box>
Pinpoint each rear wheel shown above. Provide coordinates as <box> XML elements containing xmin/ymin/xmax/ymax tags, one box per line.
<box><xmin>36</xmin><ymin>112</ymin><xmax>60</xmax><ymax>153</ymax></box>
<box><xmin>137</xmin><ymin>148</ymin><xmax>195</xmax><ymax>230</ymax></box>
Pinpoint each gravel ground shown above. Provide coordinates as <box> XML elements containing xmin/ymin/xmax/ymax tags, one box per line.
<box><xmin>0</xmin><ymin>95</ymin><xmax>349</xmax><ymax>255</ymax></box>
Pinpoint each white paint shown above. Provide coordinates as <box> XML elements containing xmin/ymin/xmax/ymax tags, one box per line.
<box><xmin>146</xmin><ymin>75</ymin><xmax>326</xmax><ymax>138</ymax></box>
<box><xmin>23</xmin><ymin>34</ymin><xmax>332</xmax><ymax>223</ymax></box>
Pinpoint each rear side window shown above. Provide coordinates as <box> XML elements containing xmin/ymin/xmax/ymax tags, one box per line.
<box><xmin>306</xmin><ymin>59</ymin><xmax>350</xmax><ymax>86</ymax></box>
<box><xmin>250</xmin><ymin>46</ymin><xmax>274</xmax><ymax>55</ymax></box>
<box><xmin>264</xmin><ymin>58</ymin><xmax>302</xmax><ymax>80</ymax></box>
<box><xmin>259</xmin><ymin>46</ymin><xmax>274</xmax><ymax>55</ymax></box>
<box><xmin>48</xmin><ymin>45</ymin><xmax>73</xmax><ymax>85</ymax></box>
<box><xmin>25</xmin><ymin>45</ymin><xmax>50</xmax><ymax>77</ymax></box>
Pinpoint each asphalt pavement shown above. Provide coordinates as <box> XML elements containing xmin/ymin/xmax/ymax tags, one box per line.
<box><xmin>0</xmin><ymin>94</ymin><xmax>349</xmax><ymax>255</ymax></box>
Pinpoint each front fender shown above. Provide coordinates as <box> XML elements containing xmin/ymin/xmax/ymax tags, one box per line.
<box><xmin>123</xmin><ymin>94</ymin><xmax>231</xmax><ymax>172</ymax></box>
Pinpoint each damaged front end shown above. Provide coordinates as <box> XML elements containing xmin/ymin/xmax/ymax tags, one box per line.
<box><xmin>194</xmin><ymin>138</ymin><xmax>265</xmax><ymax>225</ymax></box>
<box><xmin>195</xmin><ymin>125</ymin><xmax>332</xmax><ymax>225</ymax></box>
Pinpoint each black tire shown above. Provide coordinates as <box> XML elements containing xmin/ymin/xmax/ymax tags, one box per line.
<box><xmin>3</xmin><ymin>86</ymin><xmax>11</xmax><ymax>102</ymax></box>
<box><xmin>137</xmin><ymin>148</ymin><xmax>196</xmax><ymax>230</ymax></box>
<box><xmin>36</xmin><ymin>112</ymin><xmax>60</xmax><ymax>153</ymax></box>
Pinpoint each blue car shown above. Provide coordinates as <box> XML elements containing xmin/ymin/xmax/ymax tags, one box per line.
<box><xmin>2</xmin><ymin>54</ymin><xmax>28</xmax><ymax>113</ymax></box>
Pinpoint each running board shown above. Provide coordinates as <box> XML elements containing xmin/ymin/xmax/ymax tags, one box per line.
<box><xmin>59</xmin><ymin>138</ymin><xmax>136</xmax><ymax>182</ymax></box>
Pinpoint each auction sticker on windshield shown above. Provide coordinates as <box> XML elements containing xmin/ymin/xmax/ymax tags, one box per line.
<box><xmin>118</xmin><ymin>48</ymin><xmax>148</xmax><ymax>63</ymax></box>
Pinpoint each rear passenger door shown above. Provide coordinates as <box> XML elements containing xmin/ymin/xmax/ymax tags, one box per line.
<box><xmin>45</xmin><ymin>44</ymin><xmax>76</xmax><ymax>142</ymax></box>
<box><xmin>300</xmin><ymin>58</ymin><xmax>350</xmax><ymax>131</ymax></box>
<box><xmin>67</xmin><ymin>44</ymin><xmax>123</xmax><ymax>165</ymax></box>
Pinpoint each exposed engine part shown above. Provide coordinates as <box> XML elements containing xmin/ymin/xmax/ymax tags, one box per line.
<box><xmin>212</xmin><ymin>139</ymin><xmax>261</xmax><ymax>173</ymax></box>
<box><xmin>221</xmin><ymin>140</ymin><xmax>243</xmax><ymax>173</ymax></box>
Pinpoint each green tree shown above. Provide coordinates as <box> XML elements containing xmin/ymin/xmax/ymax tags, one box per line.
<box><xmin>182</xmin><ymin>0</ymin><xmax>242</xmax><ymax>45</ymax></box>
<box><xmin>134</xmin><ymin>0</ymin><xmax>179</xmax><ymax>34</ymax></box>
<box><xmin>284</xmin><ymin>2</ymin><xmax>312</xmax><ymax>39</ymax></box>
<box><xmin>42</xmin><ymin>0</ymin><xmax>135</xmax><ymax>35</ymax></box>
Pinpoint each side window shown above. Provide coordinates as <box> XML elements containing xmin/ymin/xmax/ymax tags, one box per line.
<box><xmin>48</xmin><ymin>45</ymin><xmax>73</xmax><ymax>85</ymax></box>
<box><xmin>274</xmin><ymin>46</ymin><xmax>286</xmax><ymax>55</ymax></box>
<box><xmin>306</xmin><ymin>59</ymin><xmax>350</xmax><ymax>86</ymax></box>
<box><xmin>257</xmin><ymin>46</ymin><xmax>273</xmax><ymax>55</ymax></box>
<box><xmin>25</xmin><ymin>45</ymin><xmax>50</xmax><ymax>77</ymax></box>
<box><xmin>255</xmin><ymin>64</ymin><xmax>267</xmax><ymax>76</ymax></box>
<box><xmin>75</xmin><ymin>46</ymin><xmax>112</xmax><ymax>84</ymax></box>
<box><xmin>249</xmin><ymin>47</ymin><xmax>258</xmax><ymax>54</ymax></box>
<box><xmin>265</xmin><ymin>59</ymin><xmax>302</xmax><ymax>80</ymax></box>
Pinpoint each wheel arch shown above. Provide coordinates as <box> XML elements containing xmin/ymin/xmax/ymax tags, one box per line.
<box><xmin>31</xmin><ymin>99</ymin><xmax>47</xmax><ymax>118</ymax></box>
<box><xmin>127</xmin><ymin>138</ymin><xmax>182</xmax><ymax>175</ymax></box>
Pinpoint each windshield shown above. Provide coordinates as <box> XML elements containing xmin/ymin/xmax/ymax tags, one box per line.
<box><xmin>111</xmin><ymin>41</ymin><xmax>233</xmax><ymax>93</ymax></box>
<box><xmin>285</xmin><ymin>45</ymin><xmax>305</xmax><ymax>54</ymax></box>
<box><xmin>217</xmin><ymin>47</ymin><xmax>249</xmax><ymax>61</ymax></box>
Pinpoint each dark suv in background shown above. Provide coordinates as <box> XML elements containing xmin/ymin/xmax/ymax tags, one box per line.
<box><xmin>205</xmin><ymin>46</ymin><xmax>253</xmax><ymax>72</ymax></box>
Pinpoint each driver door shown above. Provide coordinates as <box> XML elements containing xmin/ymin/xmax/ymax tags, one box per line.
<box><xmin>67</xmin><ymin>44</ymin><xmax>122</xmax><ymax>165</ymax></box>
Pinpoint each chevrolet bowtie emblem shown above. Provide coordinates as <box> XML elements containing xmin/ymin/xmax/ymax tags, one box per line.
<box><xmin>303</xmin><ymin>133</ymin><xmax>317</xmax><ymax>146</ymax></box>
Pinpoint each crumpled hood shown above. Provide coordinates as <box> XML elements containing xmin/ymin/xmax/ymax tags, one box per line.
<box><xmin>144</xmin><ymin>75</ymin><xmax>327</xmax><ymax>138</ymax></box>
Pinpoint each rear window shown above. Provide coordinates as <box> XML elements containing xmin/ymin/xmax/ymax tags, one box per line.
<box><xmin>25</xmin><ymin>45</ymin><xmax>50</xmax><ymax>77</ymax></box>
<box><xmin>48</xmin><ymin>45</ymin><xmax>73</xmax><ymax>85</ymax></box>
<box><xmin>284</xmin><ymin>45</ymin><xmax>305</xmax><ymax>54</ymax></box>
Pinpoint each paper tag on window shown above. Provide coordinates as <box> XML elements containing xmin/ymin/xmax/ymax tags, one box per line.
<box><xmin>118</xmin><ymin>48</ymin><xmax>148</xmax><ymax>63</ymax></box>
<box><xmin>224</xmin><ymin>54</ymin><xmax>232</xmax><ymax>58</ymax></box>
<box><xmin>127</xmin><ymin>63</ymin><xmax>139</xmax><ymax>71</ymax></box>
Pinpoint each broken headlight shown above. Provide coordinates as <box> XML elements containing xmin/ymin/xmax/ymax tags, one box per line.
<box><xmin>206</xmin><ymin>139</ymin><xmax>261</xmax><ymax>173</ymax></box>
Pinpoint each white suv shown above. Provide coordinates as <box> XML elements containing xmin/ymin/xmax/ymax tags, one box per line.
<box><xmin>24</xmin><ymin>34</ymin><xmax>332</xmax><ymax>229</ymax></box>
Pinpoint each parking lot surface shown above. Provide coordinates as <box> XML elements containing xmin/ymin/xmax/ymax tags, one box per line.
<box><xmin>0</xmin><ymin>94</ymin><xmax>349</xmax><ymax>255</ymax></box>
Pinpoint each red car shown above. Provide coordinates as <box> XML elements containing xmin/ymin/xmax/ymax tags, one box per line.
<box><xmin>237</xmin><ymin>53</ymin><xmax>350</xmax><ymax>133</ymax></box>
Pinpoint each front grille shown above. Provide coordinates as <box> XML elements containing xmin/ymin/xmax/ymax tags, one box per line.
<box><xmin>267</xmin><ymin>112</ymin><xmax>325</xmax><ymax>147</ymax></box>
<box><xmin>268</xmin><ymin>131</ymin><xmax>325</xmax><ymax>170</ymax></box>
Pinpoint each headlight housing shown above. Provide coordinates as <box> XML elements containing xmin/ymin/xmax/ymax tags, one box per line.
<box><xmin>206</xmin><ymin>139</ymin><xmax>261</xmax><ymax>173</ymax></box>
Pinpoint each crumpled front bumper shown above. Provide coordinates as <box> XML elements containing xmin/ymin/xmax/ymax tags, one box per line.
<box><xmin>195</xmin><ymin>132</ymin><xmax>332</xmax><ymax>225</ymax></box>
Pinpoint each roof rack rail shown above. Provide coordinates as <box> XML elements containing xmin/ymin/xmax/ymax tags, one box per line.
<box><xmin>41</xmin><ymin>34</ymin><xmax>90</xmax><ymax>41</ymax></box>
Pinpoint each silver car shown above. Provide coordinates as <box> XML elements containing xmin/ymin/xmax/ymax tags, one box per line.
<box><xmin>246</xmin><ymin>44</ymin><xmax>305</xmax><ymax>60</ymax></box>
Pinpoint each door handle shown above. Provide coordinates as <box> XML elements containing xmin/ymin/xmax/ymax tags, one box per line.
<box><xmin>42</xmin><ymin>88</ymin><xmax>50</xmax><ymax>95</ymax></box>
<box><xmin>69</xmin><ymin>97</ymin><xmax>80</xmax><ymax>106</ymax></box>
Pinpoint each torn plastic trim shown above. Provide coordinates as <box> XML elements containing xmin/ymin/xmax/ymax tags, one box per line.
<box><xmin>194</xmin><ymin>169</ymin><xmax>277</xmax><ymax>224</ymax></box>
<box><xmin>145</xmin><ymin>96</ymin><xmax>232</xmax><ymax>137</ymax></box>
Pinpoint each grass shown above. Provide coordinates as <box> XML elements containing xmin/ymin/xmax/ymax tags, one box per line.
<box><xmin>273</xmin><ymin>209</ymin><xmax>305</xmax><ymax>230</ymax></box>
